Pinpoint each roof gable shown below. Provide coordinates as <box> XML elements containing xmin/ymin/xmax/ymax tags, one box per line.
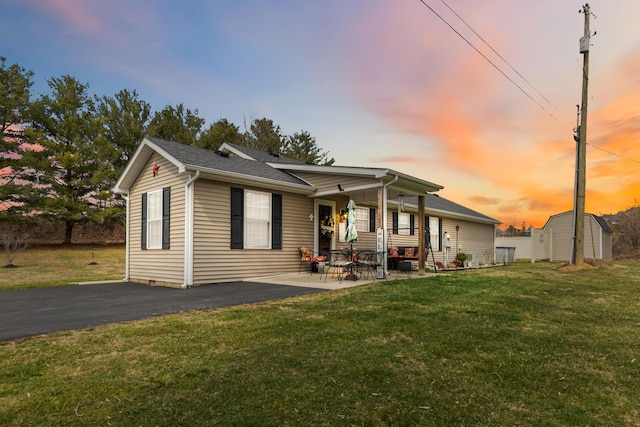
<box><xmin>114</xmin><ymin>137</ymin><xmax>313</xmax><ymax>194</ymax></box>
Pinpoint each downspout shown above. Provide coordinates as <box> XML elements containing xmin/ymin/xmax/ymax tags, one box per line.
<box><xmin>182</xmin><ymin>171</ymin><xmax>200</xmax><ymax>289</ymax></box>
<box><xmin>123</xmin><ymin>194</ymin><xmax>130</xmax><ymax>281</ymax></box>
<box><xmin>382</xmin><ymin>175</ymin><xmax>399</xmax><ymax>276</ymax></box>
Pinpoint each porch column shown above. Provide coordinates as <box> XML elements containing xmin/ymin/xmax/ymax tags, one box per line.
<box><xmin>418</xmin><ymin>194</ymin><xmax>425</xmax><ymax>274</ymax></box>
<box><xmin>378</xmin><ymin>187</ymin><xmax>387</xmax><ymax>276</ymax></box>
<box><xmin>376</xmin><ymin>188</ymin><xmax>384</xmax><ymax>233</ymax></box>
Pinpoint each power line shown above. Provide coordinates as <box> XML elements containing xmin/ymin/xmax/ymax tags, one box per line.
<box><xmin>417</xmin><ymin>2</ymin><xmax>640</xmax><ymax>167</ymax></box>
<box><xmin>438</xmin><ymin>0</ymin><xmax>563</xmax><ymax>116</ymax></box>
<box><xmin>416</xmin><ymin>0</ymin><xmax>557</xmax><ymax>120</ymax></box>
<box><xmin>588</xmin><ymin>142</ymin><xmax>640</xmax><ymax>164</ymax></box>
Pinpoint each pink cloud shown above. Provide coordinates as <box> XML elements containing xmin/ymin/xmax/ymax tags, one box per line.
<box><xmin>334</xmin><ymin>2</ymin><xmax>640</xmax><ymax>228</ymax></box>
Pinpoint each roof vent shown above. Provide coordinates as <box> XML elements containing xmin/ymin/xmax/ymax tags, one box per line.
<box><xmin>269</xmin><ymin>152</ymin><xmax>281</xmax><ymax>158</ymax></box>
<box><xmin>215</xmin><ymin>150</ymin><xmax>230</xmax><ymax>158</ymax></box>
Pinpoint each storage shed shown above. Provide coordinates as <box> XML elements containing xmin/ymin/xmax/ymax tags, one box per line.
<box><xmin>542</xmin><ymin>211</ymin><xmax>612</xmax><ymax>261</ymax></box>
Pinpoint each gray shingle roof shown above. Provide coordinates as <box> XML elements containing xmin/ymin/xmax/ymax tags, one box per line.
<box><xmin>147</xmin><ymin>137</ymin><xmax>310</xmax><ymax>186</ymax></box>
<box><xmin>594</xmin><ymin>215</ymin><xmax>612</xmax><ymax>233</ymax></box>
<box><xmin>406</xmin><ymin>193</ymin><xmax>500</xmax><ymax>223</ymax></box>
<box><xmin>222</xmin><ymin>142</ymin><xmax>308</xmax><ymax>165</ymax></box>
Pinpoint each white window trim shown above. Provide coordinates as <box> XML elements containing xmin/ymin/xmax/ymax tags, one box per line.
<box><xmin>355</xmin><ymin>207</ymin><xmax>369</xmax><ymax>232</ymax></box>
<box><xmin>429</xmin><ymin>217</ymin><xmax>440</xmax><ymax>251</ymax></box>
<box><xmin>147</xmin><ymin>189</ymin><xmax>163</xmax><ymax>250</ymax></box>
<box><xmin>244</xmin><ymin>190</ymin><xmax>272</xmax><ymax>249</ymax></box>
<box><xmin>398</xmin><ymin>212</ymin><xmax>410</xmax><ymax>236</ymax></box>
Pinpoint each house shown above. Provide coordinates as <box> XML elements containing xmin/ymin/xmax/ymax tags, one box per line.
<box><xmin>542</xmin><ymin>211</ymin><xmax>612</xmax><ymax>261</ymax></box>
<box><xmin>114</xmin><ymin>137</ymin><xmax>498</xmax><ymax>287</ymax></box>
<box><xmin>419</xmin><ymin>193</ymin><xmax>500</xmax><ymax>266</ymax></box>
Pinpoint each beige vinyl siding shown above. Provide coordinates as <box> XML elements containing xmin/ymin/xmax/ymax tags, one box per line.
<box><xmin>584</xmin><ymin>216</ymin><xmax>600</xmax><ymax>260</ymax></box>
<box><xmin>128</xmin><ymin>153</ymin><xmax>186</xmax><ymax>286</ymax></box>
<box><xmin>450</xmin><ymin>220</ymin><xmax>495</xmax><ymax>263</ymax></box>
<box><xmin>387</xmin><ymin>214</ymin><xmax>495</xmax><ymax>266</ymax></box>
<box><xmin>547</xmin><ymin>213</ymin><xmax>574</xmax><ymax>261</ymax></box>
<box><xmin>339</xmin><ymin>204</ymin><xmax>377</xmax><ymax>250</ymax></box>
<box><xmin>192</xmin><ymin>180</ymin><xmax>314</xmax><ymax>284</ymax></box>
<box><xmin>386</xmin><ymin>208</ymin><xmax>419</xmax><ymax>248</ymax></box>
<box><xmin>293</xmin><ymin>171</ymin><xmax>379</xmax><ymax>193</ymax></box>
<box><xmin>601</xmin><ymin>230</ymin><xmax>612</xmax><ymax>260</ymax></box>
<box><xmin>351</xmin><ymin>232</ymin><xmax>376</xmax><ymax>250</ymax></box>
<box><xmin>546</xmin><ymin>212</ymin><xmax>611</xmax><ymax>261</ymax></box>
<box><xmin>584</xmin><ymin>215</ymin><xmax>612</xmax><ymax>260</ymax></box>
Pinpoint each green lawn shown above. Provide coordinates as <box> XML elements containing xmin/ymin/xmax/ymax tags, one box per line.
<box><xmin>0</xmin><ymin>245</ymin><xmax>125</xmax><ymax>290</ymax></box>
<box><xmin>1</xmin><ymin>260</ymin><xmax>639</xmax><ymax>426</ymax></box>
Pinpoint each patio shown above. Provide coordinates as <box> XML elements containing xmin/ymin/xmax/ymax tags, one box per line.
<box><xmin>244</xmin><ymin>268</ymin><xmax>440</xmax><ymax>290</ymax></box>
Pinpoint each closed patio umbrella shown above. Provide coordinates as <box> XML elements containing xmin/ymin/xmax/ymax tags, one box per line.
<box><xmin>344</xmin><ymin>199</ymin><xmax>359</xmax><ymax>280</ymax></box>
<box><xmin>345</xmin><ymin>199</ymin><xmax>358</xmax><ymax>245</ymax></box>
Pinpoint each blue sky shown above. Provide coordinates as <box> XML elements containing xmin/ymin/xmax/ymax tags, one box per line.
<box><xmin>3</xmin><ymin>0</ymin><xmax>640</xmax><ymax>227</ymax></box>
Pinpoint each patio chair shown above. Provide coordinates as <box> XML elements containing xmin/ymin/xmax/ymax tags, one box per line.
<box><xmin>357</xmin><ymin>250</ymin><xmax>386</xmax><ymax>281</ymax></box>
<box><xmin>298</xmin><ymin>247</ymin><xmax>327</xmax><ymax>275</ymax></box>
<box><xmin>321</xmin><ymin>250</ymin><xmax>351</xmax><ymax>283</ymax></box>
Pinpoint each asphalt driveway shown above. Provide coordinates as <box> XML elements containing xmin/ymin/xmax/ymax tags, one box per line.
<box><xmin>0</xmin><ymin>281</ymin><xmax>325</xmax><ymax>342</ymax></box>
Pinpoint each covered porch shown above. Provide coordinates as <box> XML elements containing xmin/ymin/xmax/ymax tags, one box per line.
<box><xmin>292</xmin><ymin>168</ymin><xmax>444</xmax><ymax>277</ymax></box>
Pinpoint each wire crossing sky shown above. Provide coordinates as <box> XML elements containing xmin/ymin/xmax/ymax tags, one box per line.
<box><xmin>2</xmin><ymin>0</ymin><xmax>639</xmax><ymax>227</ymax></box>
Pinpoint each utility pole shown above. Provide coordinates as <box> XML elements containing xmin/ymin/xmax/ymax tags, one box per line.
<box><xmin>573</xmin><ymin>3</ymin><xmax>591</xmax><ymax>266</ymax></box>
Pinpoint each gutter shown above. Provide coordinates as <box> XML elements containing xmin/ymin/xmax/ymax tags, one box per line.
<box><xmin>381</xmin><ymin>175</ymin><xmax>399</xmax><ymax>277</ymax></box>
<box><xmin>182</xmin><ymin>171</ymin><xmax>200</xmax><ymax>289</ymax></box>
<box><xmin>123</xmin><ymin>194</ymin><xmax>130</xmax><ymax>281</ymax></box>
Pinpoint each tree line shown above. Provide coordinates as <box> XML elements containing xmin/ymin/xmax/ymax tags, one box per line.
<box><xmin>0</xmin><ymin>57</ymin><xmax>334</xmax><ymax>243</ymax></box>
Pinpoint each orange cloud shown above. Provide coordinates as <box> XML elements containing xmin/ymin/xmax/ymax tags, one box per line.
<box><xmin>468</xmin><ymin>196</ymin><xmax>499</xmax><ymax>206</ymax></box>
<box><xmin>338</xmin><ymin>2</ymin><xmax>640</xmax><ymax>228</ymax></box>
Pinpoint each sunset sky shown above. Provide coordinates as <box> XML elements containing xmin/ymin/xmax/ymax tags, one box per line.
<box><xmin>2</xmin><ymin>0</ymin><xmax>639</xmax><ymax>228</ymax></box>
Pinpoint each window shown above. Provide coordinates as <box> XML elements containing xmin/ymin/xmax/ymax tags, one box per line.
<box><xmin>392</xmin><ymin>211</ymin><xmax>414</xmax><ymax>235</ymax></box>
<box><xmin>141</xmin><ymin>187</ymin><xmax>170</xmax><ymax>250</ymax></box>
<box><xmin>429</xmin><ymin>217</ymin><xmax>441</xmax><ymax>251</ymax></box>
<box><xmin>398</xmin><ymin>212</ymin><xmax>411</xmax><ymax>235</ymax></box>
<box><xmin>231</xmin><ymin>188</ymin><xmax>282</xmax><ymax>250</ymax></box>
<box><xmin>355</xmin><ymin>207</ymin><xmax>369</xmax><ymax>232</ymax></box>
<box><xmin>245</xmin><ymin>190</ymin><xmax>271</xmax><ymax>249</ymax></box>
<box><xmin>147</xmin><ymin>190</ymin><xmax>163</xmax><ymax>249</ymax></box>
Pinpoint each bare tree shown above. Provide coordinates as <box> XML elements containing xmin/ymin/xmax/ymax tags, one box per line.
<box><xmin>607</xmin><ymin>200</ymin><xmax>640</xmax><ymax>258</ymax></box>
<box><xmin>1</xmin><ymin>226</ymin><xmax>31</xmax><ymax>268</ymax></box>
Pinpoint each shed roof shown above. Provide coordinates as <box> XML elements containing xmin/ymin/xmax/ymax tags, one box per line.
<box><xmin>543</xmin><ymin>211</ymin><xmax>612</xmax><ymax>233</ymax></box>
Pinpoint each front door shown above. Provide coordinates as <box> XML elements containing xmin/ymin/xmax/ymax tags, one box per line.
<box><xmin>318</xmin><ymin>203</ymin><xmax>334</xmax><ymax>254</ymax></box>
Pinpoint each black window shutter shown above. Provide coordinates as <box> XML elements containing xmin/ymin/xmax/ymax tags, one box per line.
<box><xmin>369</xmin><ymin>208</ymin><xmax>376</xmax><ymax>232</ymax></box>
<box><xmin>271</xmin><ymin>193</ymin><xmax>282</xmax><ymax>249</ymax></box>
<box><xmin>392</xmin><ymin>211</ymin><xmax>398</xmax><ymax>234</ymax></box>
<box><xmin>141</xmin><ymin>193</ymin><xmax>147</xmax><ymax>250</ymax></box>
<box><xmin>438</xmin><ymin>218</ymin><xmax>443</xmax><ymax>251</ymax></box>
<box><xmin>162</xmin><ymin>187</ymin><xmax>171</xmax><ymax>249</ymax></box>
<box><xmin>409</xmin><ymin>214</ymin><xmax>415</xmax><ymax>236</ymax></box>
<box><xmin>230</xmin><ymin>187</ymin><xmax>244</xmax><ymax>249</ymax></box>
